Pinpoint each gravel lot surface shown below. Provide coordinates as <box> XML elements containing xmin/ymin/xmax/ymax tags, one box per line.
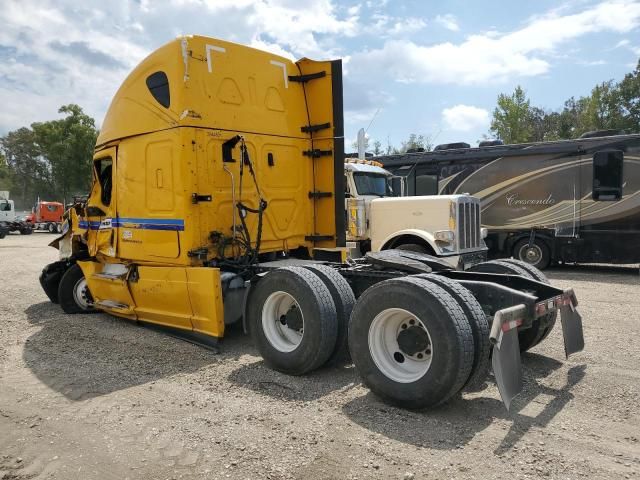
<box><xmin>1</xmin><ymin>233</ymin><xmax>639</xmax><ymax>479</ymax></box>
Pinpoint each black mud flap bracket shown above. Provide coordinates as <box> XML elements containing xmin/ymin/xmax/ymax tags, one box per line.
<box><xmin>490</xmin><ymin>288</ymin><xmax>584</xmax><ymax>411</ymax></box>
<box><xmin>558</xmin><ymin>288</ymin><xmax>585</xmax><ymax>358</ymax></box>
<box><xmin>490</xmin><ymin>304</ymin><xmax>526</xmax><ymax>411</ymax></box>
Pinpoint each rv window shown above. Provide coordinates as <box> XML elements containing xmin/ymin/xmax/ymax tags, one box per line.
<box><xmin>1</xmin><ymin>201</ymin><xmax>10</xmax><ymax>211</ymax></box>
<box><xmin>94</xmin><ymin>157</ymin><xmax>113</xmax><ymax>207</ymax></box>
<box><xmin>592</xmin><ymin>150</ymin><xmax>623</xmax><ymax>201</ymax></box>
<box><xmin>146</xmin><ymin>71</ymin><xmax>170</xmax><ymax>108</ymax></box>
<box><xmin>415</xmin><ymin>166</ymin><xmax>438</xmax><ymax>196</ymax></box>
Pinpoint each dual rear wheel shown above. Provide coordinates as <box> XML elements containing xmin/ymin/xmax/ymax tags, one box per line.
<box><xmin>249</xmin><ymin>267</ymin><xmax>490</xmax><ymax>409</ymax></box>
<box><xmin>467</xmin><ymin>259</ymin><xmax>557</xmax><ymax>351</ymax></box>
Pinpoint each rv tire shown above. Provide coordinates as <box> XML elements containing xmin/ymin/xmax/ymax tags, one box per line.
<box><xmin>514</xmin><ymin>238</ymin><xmax>551</xmax><ymax>270</ymax></box>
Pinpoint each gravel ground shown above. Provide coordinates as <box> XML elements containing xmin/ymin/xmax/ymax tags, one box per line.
<box><xmin>1</xmin><ymin>233</ymin><xmax>639</xmax><ymax>480</ymax></box>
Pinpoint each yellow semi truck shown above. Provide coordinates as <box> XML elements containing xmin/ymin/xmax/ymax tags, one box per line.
<box><xmin>39</xmin><ymin>36</ymin><xmax>584</xmax><ymax>410</ymax></box>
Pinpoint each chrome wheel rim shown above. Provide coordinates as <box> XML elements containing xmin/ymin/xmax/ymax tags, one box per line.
<box><xmin>72</xmin><ymin>277</ymin><xmax>94</xmax><ymax>310</ymax></box>
<box><xmin>520</xmin><ymin>244</ymin><xmax>542</xmax><ymax>265</ymax></box>
<box><xmin>261</xmin><ymin>291</ymin><xmax>304</xmax><ymax>352</ymax></box>
<box><xmin>368</xmin><ymin>308</ymin><xmax>433</xmax><ymax>383</ymax></box>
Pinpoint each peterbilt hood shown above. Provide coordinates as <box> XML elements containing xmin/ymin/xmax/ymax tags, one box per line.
<box><xmin>367</xmin><ymin>195</ymin><xmax>475</xmax><ymax>253</ymax></box>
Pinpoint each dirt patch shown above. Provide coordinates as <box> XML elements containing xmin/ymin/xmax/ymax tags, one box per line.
<box><xmin>1</xmin><ymin>233</ymin><xmax>639</xmax><ymax>479</ymax></box>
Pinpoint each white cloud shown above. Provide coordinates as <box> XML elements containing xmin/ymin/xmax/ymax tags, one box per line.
<box><xmin>435</xmin><ymin>14</ymin><xmax>459</xmax><ymax>32</ymax></box>
<box><xmin>387</xmin><ymin>18</ymin><xmax>427</xmax><ymax>36</ymax></box>
<box><xmin>614</xmin><ymin>37</ymin><xmax>640</xmax><ymax>56</ymax></box>
<box><xmin>0</xmin><ymin>0</ymin><xmax>358</xmax><ymax>133</ymax></box>
<box><xmin>442</xmin><ymin>105</ymin><xmax>490</xmax><ymax>132</ymax></box>
<box><xmin>349</xmin><ymin>0</ymin><xmax>640</xmax><ymax>85</ymax></box>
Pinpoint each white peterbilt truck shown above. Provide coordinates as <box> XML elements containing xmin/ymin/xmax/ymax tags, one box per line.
<box><xmin>343</xmin><ymin>159</ymin><xmax>487</xmax><ymax>269</ymax></box>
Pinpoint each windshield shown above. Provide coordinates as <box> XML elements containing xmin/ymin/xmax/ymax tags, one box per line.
<box><xmin>353</xmin><ymin>173</ymin><xmax>391</xmax><ymax>197</ymax></box>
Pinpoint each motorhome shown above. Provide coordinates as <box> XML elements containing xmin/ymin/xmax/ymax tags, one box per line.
<box><xmin>377</xmin><ymin>133</ymin><xmax>640</xmax><ymax>269</ymax></box>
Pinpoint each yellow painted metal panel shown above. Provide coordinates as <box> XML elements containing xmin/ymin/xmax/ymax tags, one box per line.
<box><xmin>114</xmin><ymin>130</ymin><xmax>185</xmax><ymax>262</ymax></box>
<box><xmin>186</xmin><ymin>268</ymin><xmax>225</xmax><ymax>338</ymax></box>
<box><xmin>129</xmin><ymin>267</ymin><xmax>193</xmax><ymax>330</ymax></box>
<box><xmin>296</xmin><ymin>58</ymin><xmax>342</xmax><ymax>248</ymax></box>
<box><xmin>77</xmin><ymin>261</ymin><xmax>136</xmax><ymax>319</ymax></box>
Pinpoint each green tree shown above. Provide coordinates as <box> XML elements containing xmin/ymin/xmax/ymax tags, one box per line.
<box><xmin>0</xmin><ymin>152</ymin><xmax>13</xmax><ymax>192</ymax></box>
<box><xmin>398</xmin><ymin>133</ymin><xmax>433</xmax><ymax>153</ymax></box>
<box><xmin>372</xmin><ymin>139</ymin><xmax>383</xmax><ymax>155</ymax></box>
<box><xmin>489</xmin><ymin>85</ymin><xmax>533</xmax><ymax>144</ymax></box>
<box><xmin>0</xmin><ymin>127</ymin><xmax>47</xmax><ymax>209</ymax></box>
<box><xmin>617</xmin><ymin>59</ymin><xmax>640</xmax><ymax>132</ymax></box>
<box><xmin>32</xmin><ymin>104</ymin><xmax>98</xmax><ymax>203</ymax></box>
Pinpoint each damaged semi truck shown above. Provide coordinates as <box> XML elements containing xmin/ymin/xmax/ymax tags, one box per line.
<box><xmin>40</xmin><ymin>36</ymin><xmax>584</xmax><ymax>410</ymax></box>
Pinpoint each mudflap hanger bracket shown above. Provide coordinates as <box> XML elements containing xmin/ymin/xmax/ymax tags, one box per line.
<box><xmin>439</xmin><ymin>270</ymin><xmax>585</xmax><ymax>411</ymax></box>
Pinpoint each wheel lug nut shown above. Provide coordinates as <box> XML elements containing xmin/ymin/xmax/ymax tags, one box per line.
<box><xmin>401</xmin><ymin>324</ymin><xmax>407</xmax><ymax>329</ymax></box>
<box><xmin>409</xmin><ymin>319</ymin><xmax>415</xmax><ymax>325</ymax></box>
<box><xmin>417</xmin><ymin>353</ymin><xmax>423</xmax><ymax>359</ymax></box>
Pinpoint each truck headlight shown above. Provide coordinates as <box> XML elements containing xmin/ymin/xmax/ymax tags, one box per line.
<box><xmin>481</xmin><ymin>227</ymin><xmax>488</xmax><ymax>239</ymax></box>
<box><xmin>434</xmin><ymin>230</ymin><xmax>455</xmax><ymax>243</ymax></box>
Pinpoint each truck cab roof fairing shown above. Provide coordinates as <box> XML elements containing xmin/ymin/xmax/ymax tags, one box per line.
<box><xmin>97</xmin><ymin>36</ymin><xmax>305</xmax><ymax>147</ymax></box>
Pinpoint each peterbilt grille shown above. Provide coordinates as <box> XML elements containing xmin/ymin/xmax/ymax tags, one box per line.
<box><xmin>457</xmin><ymin>198</ymin><xmax>482</xmax><ymax>251</ymax></box>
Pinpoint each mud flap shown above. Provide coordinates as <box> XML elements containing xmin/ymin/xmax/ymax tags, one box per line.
<box><xmin>560</xmin><ymin>302</ymin><xmax>584</xmax><ymax>358</ymax></box>
<box><xmin>490</xmin><ymin>304</ymin><xmax>526</xmax><ymax>411</ymax></box>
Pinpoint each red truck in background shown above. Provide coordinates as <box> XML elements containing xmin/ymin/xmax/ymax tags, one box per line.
<box><xmin>26</xmin><ymin>201</ymin><xmax>65</xmax><ymax>233</ymax></box>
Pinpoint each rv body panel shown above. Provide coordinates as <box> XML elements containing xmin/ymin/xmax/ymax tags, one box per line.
<box><xmin>380</xmin><ymin>134</ymin><xmax>640</xmax><ymax>265</ymax></box>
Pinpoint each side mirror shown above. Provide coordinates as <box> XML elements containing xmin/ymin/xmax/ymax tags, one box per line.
<box><xmin>390</xmin><ymin>176</ymin><xmax>406</xmax><ymax>197</ymax></box>
<box><xmin>593</xmin><ymin>150</ymin><xmax>623</xmax><ymax>201</ymax></box>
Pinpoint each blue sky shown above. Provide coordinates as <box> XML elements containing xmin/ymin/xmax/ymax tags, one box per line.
<box><xmin>1</xmin><ymin>0</ymin><xmax>639</xmax><ymax>150</ymax></box>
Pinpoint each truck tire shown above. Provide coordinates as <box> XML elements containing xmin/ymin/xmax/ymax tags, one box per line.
<box><xmin>513</xmin><ymin>238</ymin><xmax>551</xmax><ymax>270</ymax></box>
<box><xmin>39</xmin><ymin>261</ymin><xmax>70</xmax><ymax>304</ymax></box>
<box><xmin>248</xmin><ymin>267</ymin><xmax>338</xmax><ymax>375</ymax></box>
<box><xmin>302</xmin><ymin>264</ymin><xmax>355</xmax><ymax>364</ymax></box>
<box><xmin>47</xmin><ymin>223</ymin><xmax>55</xmax><ymax>233</ymax></box>
<box><xmin>499</xmin><ymin>258</ymin><xmax>557</xmax><ymax>347</ymax></box>
<box><xmin>19</xmin><ymin>226</ymin><xmax>33</xmax><ymax>235</ymax></box>
<box><xmin>394</xmin><ymin>243</ymin><xmax>429</xmax><ymax>254</ymax></box>
<box><xmin>416</xmin><ymin>274</ymin><xmax>490</xmax><ymax>391</ymax></box>
<box><xmin>468</xmin><ymin>260</ymin><xmax>546</xmax><ymax>352</ymax></box>
<box><xmin>349</xmin><ymin>277</ymin><xmax>474</xmax><ymax>409</ymax></box>
<box><xmin>58</xmin><ymin>264</ymin><xmax>96</xmax><ymax>314</ymax></box>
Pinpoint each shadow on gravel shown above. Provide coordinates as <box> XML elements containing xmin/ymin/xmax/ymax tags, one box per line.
<box><xmin>546</xmin><ymin>264</ymin><xmax>639</xmax><ymax>285</ymax></box>
<box><xmin>342</xmin><ymin>355</ymin><xmax>586</xmax><ymax>452</ymax></box>
<box><xmin>22</xmin><ymin>301</ymin><xmax>250</xmax><ymax>401</ymax></box>
<box><xmin>228</xmin><ymin>360</ymin><xmax>359</xmax><ymax>402</ymax></box>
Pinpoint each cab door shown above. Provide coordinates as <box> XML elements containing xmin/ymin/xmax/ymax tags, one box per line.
<box><xmin>86</xmin><ymin>147</ymin><xmax>118</xmax><ymax>257</ymax></box>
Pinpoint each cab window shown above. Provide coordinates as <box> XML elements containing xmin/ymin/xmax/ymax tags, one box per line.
<box><xmin>146</xmin><ymin>71</ymin><xmax>170</xmax><ymax>108</ymax></box>
<box><xmin>94</xmin><ymin>157</ymin><xmax>113</xmax><ymax>206</ymax></box>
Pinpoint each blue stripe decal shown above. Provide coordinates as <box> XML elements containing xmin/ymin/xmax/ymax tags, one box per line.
<box><xmin>79</xmin><ymin>218</ymin><xmax>184</xmax><ymax>231</ymax></box>
<box><xmin>116</xmin><ymin>217</ymin><xmax>184</xmax><ymax>226</ymax></box>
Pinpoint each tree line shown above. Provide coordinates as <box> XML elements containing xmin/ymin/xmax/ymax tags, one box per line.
<box><xmin>357</xmin><ymin>58</ymin><xmax>640</xmax><ymax>154</ymax></box>
<box><xmin>489</xmin><ymin>59</ymin><xmax>640</xmax><ymax>144</ymax></box>
<box><xmin>0</xmin><ymin>105</ymin><xmax>98</xmax><ymax>210</ymax></box>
